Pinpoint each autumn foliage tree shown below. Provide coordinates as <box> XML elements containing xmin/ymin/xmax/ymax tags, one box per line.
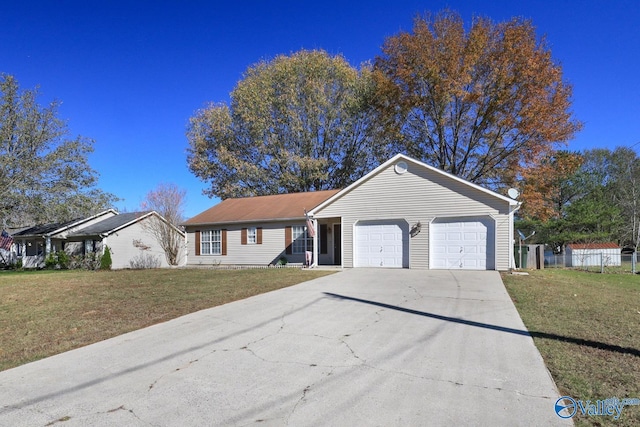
<box><xmin>187</xmin><ymin>50</ymin><xmax>388</xmax><ymax>199</ymax></box>
<box><xmin>372</xmin><ymin>11</ymin><xmax>582</xmax><ymax>188</ymax></box>
<box><xmin>516</xmin><ymin>148</ymin><xmax>634</xmax><ymax>251</ymax></box>
<box><xmin>518</xmin><ymin>150</ymin><xmax>583</xmax><ymax>221</ymax></box>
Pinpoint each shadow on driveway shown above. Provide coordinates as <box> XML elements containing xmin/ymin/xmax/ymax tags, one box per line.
<box><xmin>324</xmin><ymin>292</ymin><xmax>640</xmax><ymax>358</ymax></box>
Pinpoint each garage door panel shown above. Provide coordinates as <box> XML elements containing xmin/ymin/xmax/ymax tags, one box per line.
<box><xmin>431</xmin><ymin>218</ymin><xmax>495</xmax><ymax>270</ymax></box>
<box><xmin>356</xmin><ymin>221</ymin><xmax>408</xmax><ymax>268</ymax></box>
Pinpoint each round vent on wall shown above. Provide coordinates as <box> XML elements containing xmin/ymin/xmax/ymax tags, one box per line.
<box><xmin>394</xmin><ymin>161</ymin><xmax>408</xmax><ymax>174</ymax></box>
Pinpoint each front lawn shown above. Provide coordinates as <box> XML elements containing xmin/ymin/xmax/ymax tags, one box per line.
<box><xmin>502</xmin><ymin>269</ymin><xmax>640</xmax><ymax>426</ymax></box>
<box><xmin>0</xmin><ymin>268</ymin><xmax>334</xmax><ymax>371</ymax></box>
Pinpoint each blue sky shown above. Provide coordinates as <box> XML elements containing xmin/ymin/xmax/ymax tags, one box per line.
<box><xmin>1</xmin><ymin>1</ymin><xmax>638</xmax><ymax>218</ymax></box>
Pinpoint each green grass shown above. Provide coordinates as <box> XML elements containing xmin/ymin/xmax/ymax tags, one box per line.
<box><xmin>502</xmin><ymin>269</ymin><xmax>640</xmax><ymax>426</ymax></box>
<box><xmin>0</xmin><ymin>268</ymin><xmax>334</xmax><ymax>372</ymax></box>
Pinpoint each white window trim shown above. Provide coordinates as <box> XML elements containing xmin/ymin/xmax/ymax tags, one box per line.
<box><xmin>247</xmin><ymin>227</ymin><xmax>257</xmax><ymax>244</ymax></box>
<box><xmin>201</xmin><ymin>230</ymin><xmax>222</xmax><ymax>255</ymax></box>
<box><xmin>292</xmin><ymin>225</ymin><xmax>312</xmax><ymax>254</ymax></box>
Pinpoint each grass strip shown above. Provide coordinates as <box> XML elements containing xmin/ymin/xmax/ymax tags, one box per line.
<box><xmin>502</xmin><ymin>269</ymin><xmax>640</xmax><ymax>426</ymax></box>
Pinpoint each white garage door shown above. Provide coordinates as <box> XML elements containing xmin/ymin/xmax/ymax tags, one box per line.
<box><xmin>431</xmin><ymin>218</ymin><xmax>495</xmax><ymax>270</ymax></box>
<box><xmin>355</xmin><ymin>221</ymin><xmax>408</xmax><ymax>268</ymax></box>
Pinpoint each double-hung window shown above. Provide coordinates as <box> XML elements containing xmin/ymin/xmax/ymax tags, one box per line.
<box><xmin>292</xmin><ymin>225</ymin><xmax>313</xmax><ymax>254</ymax></box>
<box><xmin>201</xmin><ymin>230</ymin><xmax>222</xmax><ymax>255</ymax></box>
<box><xmin>247</xmin><ymin>227</ymin><xmax>257</xmax><ymax>244</ymax></box>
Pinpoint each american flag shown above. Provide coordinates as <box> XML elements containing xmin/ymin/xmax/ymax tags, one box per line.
<box><xmin>305</xmin><ymin>211</ymin><xmax>315</xmax><ymax>238</ymax></box>
<box><xmin>0</xmin><ymin>230</ymin><xmax>13</xmax><ymax>251</ymax></box>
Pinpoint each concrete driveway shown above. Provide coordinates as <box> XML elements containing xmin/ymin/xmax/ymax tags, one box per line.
<box><xmin>0</xmin><ymin>269</ymin><xmax>569</xmax><ymax>426</ymax></box>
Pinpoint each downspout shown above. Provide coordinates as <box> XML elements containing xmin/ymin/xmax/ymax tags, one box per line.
<box><xmin>510</xmin><ymin>202</ymin><xmax>522</xmax><ymax>270</ymax></box>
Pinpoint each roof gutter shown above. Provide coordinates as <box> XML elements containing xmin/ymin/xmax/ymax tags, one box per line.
<box><xmin>182</xmin><ymin>216</ymin><xmax>308</xmax><ymax>227</ymax></box>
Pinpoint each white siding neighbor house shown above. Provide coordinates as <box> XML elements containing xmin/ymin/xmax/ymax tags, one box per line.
<box><xmin>183</xmin><ymin>154</ymin><xmax>520</xmax><ymax>270</ymax></box>
<box><xmin>65</xmin><ymin>211</ymin><xmax>186</xmax><ymax>269</ymax></box>
<box><xmin>9</xmin><ymin>210</ymin><xmax>185</xmax><ymax>269</ymax></box>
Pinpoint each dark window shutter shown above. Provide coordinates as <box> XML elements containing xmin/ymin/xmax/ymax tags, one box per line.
<box><xmin>195</xmin><ymin>230</ymin><xmax>201</xmax><ymax>256</ymax></box>
<box><xmin>320</xmin><ymin>224</ymin><xmax>328</xmax><ymax>254</ymax></box>
<box><xmin>285</xmin><ymin>226</ymin><xmax>292</xmax><ymax>255</ymax></box>
<box><xmin>222</xmin><ymin>229</ymin><xmax>227</xmax><ymax>255</ymax></box>
<box><xmin>257</xmin><ymin>227</ymin><xmax>263</xmax><ymax>245</ymax></box>
<box><xmin>241</xmin><ymin>228</ymin><xmax>247</xmax><ymax>245</ymax></box>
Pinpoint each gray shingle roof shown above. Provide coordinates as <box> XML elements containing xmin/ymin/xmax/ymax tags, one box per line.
<box><xmin>13</xmin><ymin>218</ymin><xmax>83</xmax><ymax>237</ymax></box>
<box><xmin>68</xmin><ymin>212</ymin><xmax>149</xmax><ymax>236</ymax></box>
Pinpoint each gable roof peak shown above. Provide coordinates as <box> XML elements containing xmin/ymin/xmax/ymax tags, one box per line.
<box><xmin>309</xmin><ymin>154</ymin><xmax>516</xmax><ymax>215</ymax></box>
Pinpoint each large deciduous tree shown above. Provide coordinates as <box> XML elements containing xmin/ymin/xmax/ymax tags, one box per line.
<box><xmin>0</xmin><ymin>74</ymin><xmax>118</xmax><ymax>226</ymax></box>
<box><xmin>583</xmin><ymin>147</ymin><xmax>640</xmax><ymax>249</ymax></box>
<box><xmin>516</xmin><ymin>147</ymin><xmax>638</xmax><ymax>251</ymax></box>
<box><xmin>518</xmin><ymin>150</ymin><xmax>583</xmax><ymax>221</ymax></box>
<box><xmin>187</xmin><ymin>50</ymin><xmax>389</xmax><ymax>199</ymax></box>
<box><xmin>372</xmin><ymin>11</ymin><xmax>582</xmax><ymax>187</ymax></box>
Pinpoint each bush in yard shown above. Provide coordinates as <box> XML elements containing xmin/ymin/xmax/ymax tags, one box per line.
<box><xmin>68</xmin><ymin>255</ymin><xmax>83</xmax><ymax>270</ymax></box>
<box><xmin>100</xmin><ymin>246</ymin><xmax>112</xmax><ymax>270</ymax></box>
<box><xmin>44</xmin><ymin>252</ymin><xmax>69</xmax><ymax>269</ymax></box>
<box><xmin>83</xmin><ymin>253</ymin><xmax>101</xmax><ymax>270</ymax></box>
<box><xmin>45</xmin><ymin>253</ymin><xmax>57</xmax><ymax>269</ymax></box>
<box><xmin>129</xmin><ymin>253</ymin><xmax>161</xmax><ymax>269</ymax></box>
<box><xmin>57</xmin><ymin>251</ymin><xmax>69</xmax><ymax>269</ymax></box>
<box><xmin>68</xmin><ymin>253</ymin><xmax>101</xmax><ymax>270</ymax></box>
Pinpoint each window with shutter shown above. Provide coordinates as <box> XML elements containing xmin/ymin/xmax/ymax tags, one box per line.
<box><xmin>222</xmin><ymin>229</ymin><xmax>227</xmax><ymax>255</ymax></box>
<box><xmin>285</xmin><ymin>226</ymin><xmax>292</xmax><ymax>255</ymax></box>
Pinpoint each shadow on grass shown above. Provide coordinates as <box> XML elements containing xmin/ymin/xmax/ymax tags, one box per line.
<box><xmin>323</xmin><ymin>292</ymin><xmax>640</xmax><ymax>358</ymax></box>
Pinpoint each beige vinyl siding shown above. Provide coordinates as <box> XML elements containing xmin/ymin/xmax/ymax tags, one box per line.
<box><xmin>105</xmin><ymin>220</ymin><xmax>185</xmax><ymax>269</ymax></box>
<box><xmin>185</xmin><ymin>221</ymin><xmax>308</xmax><ymax>266</ymax></box>
<box><xmin>314</xmin><ymin>162</ymin><xmax>512</xmax><ymax>270</ymax></box>
<box><xmin>495</xmin><ymin>213</ymin><xmax>512</xmax><ymax>271</ymax></box>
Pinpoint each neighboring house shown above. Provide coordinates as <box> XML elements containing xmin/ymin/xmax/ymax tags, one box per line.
<box><xmin>566</xmin><ymin>242</ymin><xmax>621</xmax><ymax>267</ymax></box>
<box><xmin>11</xmin><ymin>209</ymin><xmax>119</xmax><ymax>268</ymax></box>
<box><xmin>182</xmin><ymin>154</ymin><xmax>520</xmax><ymax>270</ymax></box>
<box><xmin>10</xmin><ymin>210</ymin><xmax>185</xmax><ymax>269</ymax></box>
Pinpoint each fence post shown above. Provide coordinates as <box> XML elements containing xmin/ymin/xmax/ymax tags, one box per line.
<box><xmin>633</xmin><ymin>251</ymin><xmax>637</xmax><ymax>274</ymax></box>
<box><xmin>600</xmin><ymin>252</ymin><xmax>604</xmax><ymax>273</ymax></box>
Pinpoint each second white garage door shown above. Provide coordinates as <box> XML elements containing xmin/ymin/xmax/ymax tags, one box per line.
<box><xmin>355</xmin><ymin>220</ymin><xmax>408</xmax><ymax>268</ymax></box>
<box><xmin>431</xmin><ymin>218</ymin><xmax>495</xmax><ymax>270</ymax></box>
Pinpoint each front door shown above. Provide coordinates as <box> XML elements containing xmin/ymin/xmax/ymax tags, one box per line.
<box><xmin>333</xmin><ymin>224</ymin><xmax>342</xmax><ymax>265</ymax></box>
